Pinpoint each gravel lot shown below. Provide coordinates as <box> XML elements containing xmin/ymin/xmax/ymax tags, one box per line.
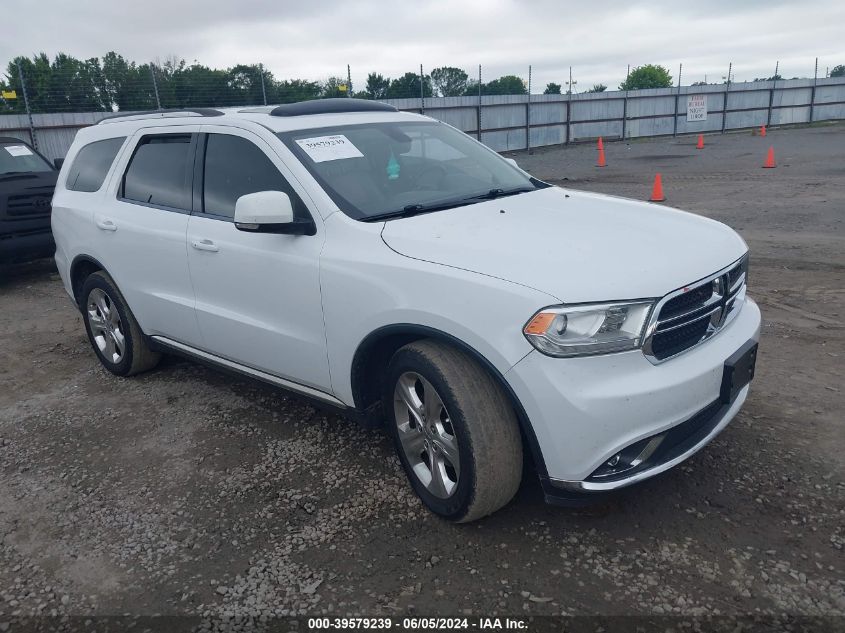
<box><xmin>1</xmin><ymin>123</ymin><xmax>843</xmax><ymax>625</ymax></box>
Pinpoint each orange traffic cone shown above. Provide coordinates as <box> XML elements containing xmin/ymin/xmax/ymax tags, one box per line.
<box><xmin>696</xmin><ymin>134</ymin><xmax>704</xmax><ymax>150</ymax></box>
<box><xmin>597</xmin><ymin>147</ymin><xmax>607</xmax><ymax>167</ymax></box>
<box><xmin>597</xmin><ymin>136</ymin><xmax>604</xmax><ymax>151</ymax></box>
<box><xmin>760</xmin><ymin>125</ymin><xmax>767</xmax><ymax>137</ymax></box>
<box><xmin>763</xmin><ymin>146</ymin><xmax>776</xmax><ymax>168</ymax></box>
<box><xmin>649</xmin><ymin>173</ymin><xmax>665</xmax><ymax>201</ymax></box>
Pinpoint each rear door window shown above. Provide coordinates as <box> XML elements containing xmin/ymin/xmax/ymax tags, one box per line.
<box><xmin>201</xmin><ymin>133</ymin><xmax>308</xmax><ymax>220</ymax></box>
<box><xmin>122</xmin><ymin>135</ymin><xmax>193</xmax><ymax>210</ymax></box>
<box><xmin>66</xmin><ymin>137</ymin><xmax>125</xmax><ymax>192</ymax></box>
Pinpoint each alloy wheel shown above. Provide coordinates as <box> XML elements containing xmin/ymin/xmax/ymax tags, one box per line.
<box><xmin>393</xmin><ymin>372</ymin><xmax>460</xmax><ymax>498</ymax></box>
<box><xmin>87</xmin><ymin>288</ymin><xmax>126</xmax><ymax>364</ymax></box>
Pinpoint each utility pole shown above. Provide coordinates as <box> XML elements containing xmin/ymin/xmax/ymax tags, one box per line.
<box><xmin>419</xmin><ymin>64</ymin><xmax>425</xmax><ymax>113</ymax></box>
<box><xmin>477</xmin><ymin>64</ymin><xmax>482</xmax><ymax>141</ymax></box>
<box><xmin>259</xmin><ymin>63</ymin><xmax>267</xmax><ymax>105</ymax></box>
<box><xmin>673</xmin><ymin>63</ymin><xmax>682</xmax><ymax>137</ymax></box>
<box><xmin>526</xmin><ymin>65</ymin><xmax>532</xmax><ymax>154</ymax></box>
<box><xmin>347</xmin><ymin>64</ymin><xmax>352</xmax><ymax>98</ymax></box>
<box><xmin>721</xmin><ymin>62</ymin><xmax>731</xmax><ymax>133</ymax></box>
<box><xmin>16</xmin><ymin>62</ymin><xmax>37</xmax><ymax>150</ymax></box>
<box><xmin>767</xmin><ymin>60</ymin><xmax>778</xmax><ymax>128</ymax></box>
<box><xmin>150</xmin><ymin>63</ymin><xmax>161</xmax><ymax>110</ymax></box>
<box><xmin>566</xmin><ymin>66</ymin><xmax>576</xmax><ymax>94</ymax></box>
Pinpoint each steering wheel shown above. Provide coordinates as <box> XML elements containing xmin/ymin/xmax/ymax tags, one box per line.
<box><xmin>411</xmin><ymin>164</ymin><xmax>448</xmax><ymax>190</ymax></box>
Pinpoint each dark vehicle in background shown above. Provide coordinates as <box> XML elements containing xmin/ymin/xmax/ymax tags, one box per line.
<box><xmin>0</xmin><ymin>137</ymin><xmax>58</xmax><ymax>265</ymax></box>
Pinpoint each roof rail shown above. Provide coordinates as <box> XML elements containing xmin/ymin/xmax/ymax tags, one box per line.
<box><xmin>98</xmin><ymin>108</ymin><xmax>225</xmax><ymax>124</ymax></box>
<box><xmin>269</xmin><ymin>98</ymin><xmax>397</xmax><ymax>117</ymax></box>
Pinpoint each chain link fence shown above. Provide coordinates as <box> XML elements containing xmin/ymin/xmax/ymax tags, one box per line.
<box><xmin>2</xmin><ymin>57</ymin><xmax>844</xmax><ymax>159</ymax></box>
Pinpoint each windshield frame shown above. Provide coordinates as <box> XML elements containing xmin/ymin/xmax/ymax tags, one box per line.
<box><xmin>277</xmin><ymin>120</ymin><xmax>546</xmax><ymax>221</ymax></box>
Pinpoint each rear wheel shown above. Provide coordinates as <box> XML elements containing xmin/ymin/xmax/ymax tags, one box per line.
<box><xmin>81</xmin><ymin>271</ymin><xmax>160</xmax><ymax>376</ymax></box>
<box><xmin>384</xmin><ymin>340</ymin><xmax>523</xmax><ymax>522</ymax></box>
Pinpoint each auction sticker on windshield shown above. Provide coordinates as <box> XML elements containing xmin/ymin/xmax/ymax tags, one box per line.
<box><xmin>295</xmin><ymin>135</ymin><xmax>364</xmax><ymax>162</ymax></box>
<box><xmin>4</xmin><ymin>145</ymin><xmax>34</xmax><ymax>157</ymax></box>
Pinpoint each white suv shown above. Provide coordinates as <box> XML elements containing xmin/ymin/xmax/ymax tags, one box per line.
<box><xmin>52</xmin><ymin>99</ymin><xmax>760</xmax><ymax>522</ymax></box>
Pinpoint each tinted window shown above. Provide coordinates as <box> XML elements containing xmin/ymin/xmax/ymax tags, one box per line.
<box><xmin>66</xmin><ymin>137</ymin><xmax>125</xmax><ymax>192</ymax></box>
<box><xmin>123</xmin><ymin>135</ymin><xmax>192</xmax><ymax>210</ymax></box>
<box><xmin>203</xmin><ymin>134</ymin><xmax>307</xmax><ymax>219</ymax></box>
<box><xmin>0</xmin><ymin>141</ymin><xmax>53</xmax><ymax>175</ymax></box>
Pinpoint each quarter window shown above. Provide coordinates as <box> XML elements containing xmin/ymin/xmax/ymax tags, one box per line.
<box><xmin>202</xmin><ymin>134</ymin><xmax>306</xmax><ymax>219</ymax></box>
<box><xmin>66</xmin><ymin>137</ymin><xmax>125</xmax><ymax>192</ymax></box>
<box><xmin>123</xmin><ymin>135</ymin><xmax>192</xmax><ymax>210</ymax></box>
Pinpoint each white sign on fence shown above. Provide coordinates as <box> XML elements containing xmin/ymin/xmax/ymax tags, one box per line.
<box><xmin>687</xmin><ymin>95</ymin><xmax>707</xmax><ymax>122</ymax></box>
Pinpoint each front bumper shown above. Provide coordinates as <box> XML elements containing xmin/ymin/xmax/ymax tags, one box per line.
<box><xmin>0</xmin><ymin>229</ymin><xmax>54</xmax><ymax>264</ymax></box>
<box><xmin>506</xmin><ymin>297</ymin><xmax>761</xmax><ymax>491</ymax></box>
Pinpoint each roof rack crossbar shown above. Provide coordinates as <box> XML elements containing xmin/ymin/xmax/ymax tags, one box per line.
<box><xmin>97</xmin><ymin>108</ymin><xmax>225</xmax><ymax>124</ymax></box>
<box><xmin>269</xmin><ymin>98</ymin><xmax>397</xmax><ymax>117</ymax></box>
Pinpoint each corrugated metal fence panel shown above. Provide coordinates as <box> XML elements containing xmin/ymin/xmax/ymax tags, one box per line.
<box><xmin>424</xmin><ymin>107</ymin><xmax>476</xmax><ymax>132</ymax></box>
<box><xmin>3</xmin><ymin>78</ymin><xmax>844</xmax><ymax>158</ymax></box>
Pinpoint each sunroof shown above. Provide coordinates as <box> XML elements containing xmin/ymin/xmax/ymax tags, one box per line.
<box><xmin>269</xmin><ymin>98</ymin><xmax>397</xmax><ymax>117</ymax></box>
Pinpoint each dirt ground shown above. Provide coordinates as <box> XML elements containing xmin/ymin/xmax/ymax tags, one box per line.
<box><xmin>1</xmin><ymin>123</ymin><xmax>843</xmax><ymax>626</ymax></box>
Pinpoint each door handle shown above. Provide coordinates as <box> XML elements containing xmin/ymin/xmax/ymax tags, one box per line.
<box><xmin>191</xmin><ymin>239</ymin><xmax>219</xmax><ymax>253</ymax></box>
<box><xmin>95</xmin><ymin>218</ymin><xmax>117</xmax><ymax>231</ymax></box>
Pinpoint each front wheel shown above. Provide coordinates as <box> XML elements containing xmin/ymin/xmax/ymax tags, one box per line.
<box><xmin>384</xmin><ymin>340</ymin><xmax>523</xmax><ymax>522</ymax></box>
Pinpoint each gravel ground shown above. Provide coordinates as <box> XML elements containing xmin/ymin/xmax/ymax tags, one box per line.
<box><xmin>0</xmin><ymin>123</ymin><xmax>843</xmax><ymax>626</ymax></box>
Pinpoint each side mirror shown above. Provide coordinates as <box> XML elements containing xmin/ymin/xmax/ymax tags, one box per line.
<box><xmin>504</xmin><ymin>158</ymin><xmax>518</xmax><ymax>168</ymax></box>
<box><xmin>234</xmin><ymin>191</ymin><xmax>315</xmax><ymax>236</ymax></box>
<box><xmin>54</xmin><ymin>157</ymin><xmax>64</xmax><ymax>170</ymax></box>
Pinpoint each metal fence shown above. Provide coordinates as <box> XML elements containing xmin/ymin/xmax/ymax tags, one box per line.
<box><xmin>389</xmin><ymin>77</ymin><xmax>845</xmax><ymax>153</ymax></box>
<box><xmin>2</xmin><ymin>75</ymin><xmax>844</xmax><ymax>161</ymax></box>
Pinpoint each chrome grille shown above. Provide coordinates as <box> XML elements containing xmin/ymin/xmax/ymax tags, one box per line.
<box><xmin>643</xmin><ymin>256</ymin><xmax>748</xmax><ymax>363</ymax></box>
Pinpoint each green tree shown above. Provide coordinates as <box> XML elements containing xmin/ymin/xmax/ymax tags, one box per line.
<box><xmin>543</xmin><ymin>82</ymin><xmax>561</xmax><ymax>94</ymax></box>
<box><xmin>430</xmin><ymin>66</ymin><xmax>468</xmax><ymax>97</ymax></box>
<box><xmin>619</xmin><ymin>64</ymin><xmax>673</xmax><ymax>90</ymax></box>
<box><xmin>586</xmin><ymin>83</ymin><xmax>607</xmax><ymax>93</ymax></box>
<box><xmin>386</xmin><ymin>72</ymin><xmax>432</xmax><ymax>99</ymax></box>
<box><xmin>320</xmin><ymin>76</ymin><xmax>349</xmax><ymax>98</ymax></box>
<box><xmin>228</xmin><ymin>64</ymin><xmax>267</xmax><ymax>105</ymax></box>
<box><xmin>272</xmin><ymin>79</ymin><xmax>321</xmax><ymax>103</ymax></box>
<box><xmin>9</xmin><ymin>53</ymin><xmax>53</xmax><ymax>113</ymax></box>
<box><xmin>101</xmin><ymin>52</ymin><xmax>157</xmax><ymax>111</ymax></box>
<box><xmin>830</xmin><ymin>65</ymin><xmax>845</xmax><ymax>77</ymax></box>
<box><xmin>364</xmin><ymin>73</ymin><xmax>390</xmax><ymax>99</ymax></box>
<box><xmin>481</xmin><ymin>75</ymin><xmax>526</xmax><ymax>95</ymax></box>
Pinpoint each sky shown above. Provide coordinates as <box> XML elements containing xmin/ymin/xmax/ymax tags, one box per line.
<box><xmin>3</xmin><ymin>0</ymin><xmax>844</xmax><ymax>92</ymax></box>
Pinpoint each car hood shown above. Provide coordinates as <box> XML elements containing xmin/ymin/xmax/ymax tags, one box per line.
<box><xmin>380</xmin><ymin>187</ymin><xmax>747</xmax><ymax>303</ymax></box>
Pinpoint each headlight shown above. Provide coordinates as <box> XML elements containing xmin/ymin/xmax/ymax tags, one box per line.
<box><xmin>523</xmin><ymin>301</ymin><xmax>655</xmax><ymax>357</ymax></box>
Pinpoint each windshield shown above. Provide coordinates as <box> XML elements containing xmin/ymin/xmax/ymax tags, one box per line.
<box><xmin>278</xmin><ymin>120</ymin><xmax>544</xmax><ymax>221</ymax></box>
<box><xmin>0</xmin><ymin>142</ymin><xmax>54</xmax><ymax>176</ymax></box>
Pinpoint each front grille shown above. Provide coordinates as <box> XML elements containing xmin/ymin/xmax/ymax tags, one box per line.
<box><xmin>5</xmin><ymin>192</ymin><xmax>52</xmax><ymax>218</ymax></box>
<box><xmin>660</xmin><ymin>284</ymin><xmax>713</xmax><ymax>320</ymax></box>
<box><xmin>644</xmin><ymin>256</ymin><xmax>748</xmax><ymax>362</ymax></box>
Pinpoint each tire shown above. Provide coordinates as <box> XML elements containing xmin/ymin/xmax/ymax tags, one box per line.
<box><xmin>384</xmin><ymin>340</ymin><xmax>523</xmax><ymax>522</ymax></box>
<box><xmin>80</xmin><ymin>271</ymin><xmax>161</xmax><ymax>376</ymax></box>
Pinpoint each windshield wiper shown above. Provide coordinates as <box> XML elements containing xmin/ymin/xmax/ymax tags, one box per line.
<box><xmin>465</xmin><ymin>187</ymin><xmax>535</xmax><ymax>201</ymax></box>
<box><xmin>362</xmin><ymin>198</ymin><xmax>471</xmax><ymax>222</ymax></box>
<box><xmin>361</xmin><ymin>187</ymin><xmax>537</xmax><ymax>222</ymax></box>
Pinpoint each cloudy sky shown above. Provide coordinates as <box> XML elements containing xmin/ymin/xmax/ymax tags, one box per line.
<box><xmin>3</xmin><ymin>0</ymin><xmax>844</xmax><ymax>91</ymax></box>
